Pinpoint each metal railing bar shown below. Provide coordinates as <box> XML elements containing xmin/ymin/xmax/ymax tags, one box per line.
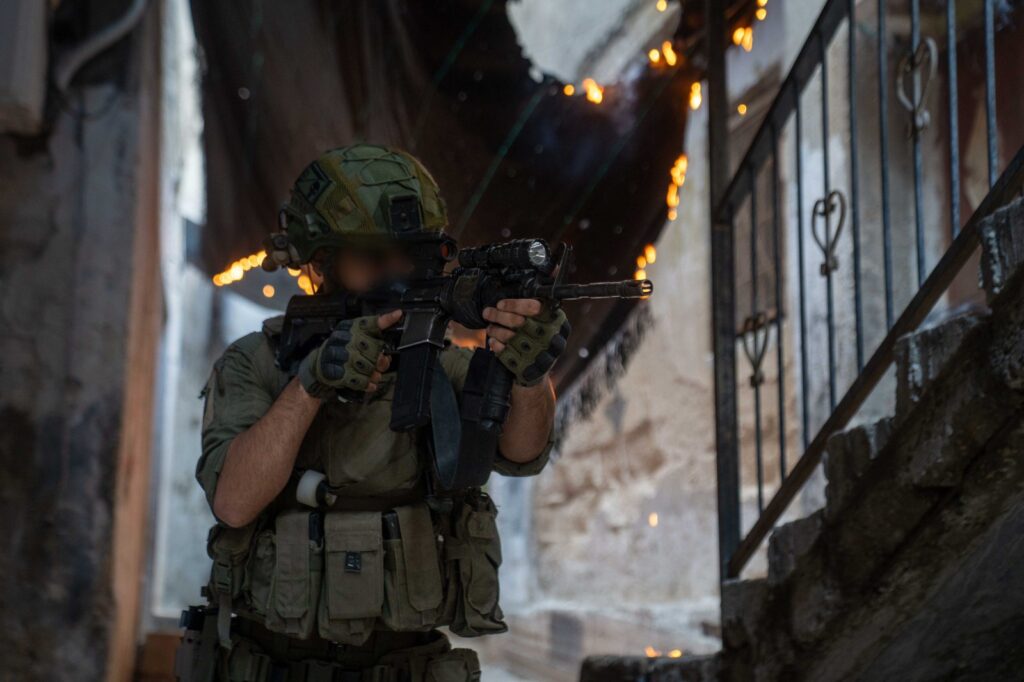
<box><xmin>910</xmin><ymin>0</ymin><xmax>927</xmax><ymax>286</ymax></box>
<box><xmin>947</xmin><ymin>0</ymin><xmax>961</xmax><ymax>238</ymax></box>
<box><xmin>713</xmin><ymin>0</ymin><xmax>850</xmax><ymax>221</ymax></box>
<box><xmin>849</xmin><ymin>0</ymin><xmax>865</xmax><ymax>371</ymax></box>
<box><xmin>726</xmin><ymin>143</ymin><xmax>1024</xmax><ymax>578</ymax></box>
<box><xmin>708</xmin><ymin>0</ymin><xmax>741</xmax><ymax>583</ymax></box>
<box><xmin>983</xmin><ymin>0</ymin><xmax>998</xmax><ymax>188</ymax></box>
<box><xmin>795</xmin><ymin>91</ymin><xmax>811</xmax><ymax>452</ymax></box>
<box><xmin>820</xmin><ymin>34</ymin><xmax>838</xmax><ymax>411</ymax></box>
<box><xmin>878</xmin><ymin>0</ymin><xmax>895</xmax><ymax>329</ymax></box>
<box><xmin>772</xmin><ymin>127</ymin><xmax>787</xmax><ymax>479</ymax></box>
<box><xmin>750</xmin><ymin>169</ymin><xmax>765</xmax><ymax>513</ymax></box>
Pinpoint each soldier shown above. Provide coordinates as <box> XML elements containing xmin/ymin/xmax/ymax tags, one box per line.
<box><xmin>176</xmin><ymin>144</ymin><xmax>569</xmax><ymax>681</ymax></box>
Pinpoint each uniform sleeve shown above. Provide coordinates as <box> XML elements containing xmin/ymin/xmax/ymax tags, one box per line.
<box><xmin>493</xmin><ymin>425</ymin><xmax>554</xmax><ymax>477</ymax></box>
<box><xmin>197</xmin><ymin>339</ymin><xmax>277</xmax><ymax>512</ymax></box>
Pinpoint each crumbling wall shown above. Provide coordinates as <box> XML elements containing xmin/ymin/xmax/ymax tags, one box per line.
<box><xmin>0</xmin><ymin>10</ymin><xmax>162</xmax><ymax>680</ymax></box>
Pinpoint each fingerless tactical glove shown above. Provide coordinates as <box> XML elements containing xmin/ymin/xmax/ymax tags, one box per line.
<box><xmin>298</xmin><ymin>316</ymin><xmax>389</xmax><ymax>401</ymax></box>
<box><xmin>496</xmin><ymin>306</ymin><xmax>571</xmax><ymax>386</ymax></box>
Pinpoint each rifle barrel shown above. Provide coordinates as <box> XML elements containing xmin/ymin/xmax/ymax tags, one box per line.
<box><xmin>535</xmin><ymin>279</ymin><xmax>653</xmax><ymax>300</ymax></box>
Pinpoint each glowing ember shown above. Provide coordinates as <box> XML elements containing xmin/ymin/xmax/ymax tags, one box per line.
<box><xmin>756</xmin><ymin>7</ymin><xmax>767</xmax><ymax>20</ymax></box>
<box><xmin>664</xmin><ymin>154</ymin><xmax>687</xmax><ymax>220</ymax></box>
<box><xmin>262</xmin><ymin>284</ymin><xmax>275</xmax><ymax>298</ymax></box>
<box><xmin>668</xmin><ymin>649</ymin><xmax>683</xmax><ymax>658</ymax></box>
<box><xmin>661</xmin><ymin>41</ymin><xmax>677</xmax><ymax>67</ymax></box>
<box><xmin>731</xmin><ymin>26</ymin><xmax>755</xmax><ymax>52</ymax></box>
<box><xmin>645</xmin><ymin>646</ymin><xmax>661</xmax><ymax>658</ymax></box>
<box><xmin>648</xmin><ymin>48</ymin><xmax>660</xmax><ymax>64</ymax></box>
<box><xmin>634</xmin><ymin>269</ymin><xmax>648</xmax><ymax>281</ymax></box>
<box><xmin>737</xmin><ymin>103</ymin><xmax>748</xmax><ymax>115</ymax></box>
<box><xmin>656</xmin><ymin>0</ymin><xmax>667</xmax><ymax>11</ymax></box>
<box><xmin>689</xmin><ymin>82</ymin><xmax>702</xmax><ymax>110</ymax></box>
<box><xmin>213</xmin><ymin>249</ymin><xmax>268</xmax><ymax>286</ymax></box>
<box><xmin>648</xmin><ymin>512</ymin><xmax>659</xmax><ymax>527</ymax></box>
<box><xmin>563</xmin><ymin>83</ymin><xmax>575</xmax><ymax>96</ymax></box>
<box><xmin>582</xmin><ymin>78</ymin><xmax>604</xmax><ymax>104</ymax></box>
<box><xmin>644</xmin><ymin>244</ymin><xmax>657</xmax><ymax>264</ymax></box>
<box><xmin>666</xmin><ymin>183</ymin><xmax>679</xmax><ymax>209</ymax></box>
<box><xmin>670</xmin><ymin>154</ymin><xmax>688</xmax><ymax>187</ymax></box>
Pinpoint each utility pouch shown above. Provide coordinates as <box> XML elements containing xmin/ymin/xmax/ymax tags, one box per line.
<box><xmin>317</xmin><ymin>511</ymin><xmax>383</xmax><ymax>644</ymax></box>
<box><xmin>207</xmin><ymin>524</ymin><xmax>258</xmax><ymax>648</ymax></box>
<box><xmin>264</xmin><ymin>510</ymin><xmax>323</xmax><ymax>639</ymax></box>
<box><xmin>445</xmin><ymin>492</ymin><xmax>507</xmax><ymax>637</ymax></box>
<box><xmin>173</xmin><ymin>607</ymin><xmax>218</xmax><ymax>682</ymax></box>
<box><xmin>424</xmin><ymin>648</ymin><xmax>482</xmax><ymax>682</ymax></box>
<box><xmin>207</xmin><ymin>524</ymin><xmax>257</xmax><ymax>601</ymax></box>
<box><xmin>243</xmin><ymin>529</ymin><xmax>274</xmax><ymax>619</ymax></box>
<box><xmin>224</xmin><ymin>637</ymin><xmax>273</xmax><ymax>682</ymax></box>
<box><xmin>382</xmin><ymin>503</ymin><xmax>445</xmax><ymax>630</ymax></box>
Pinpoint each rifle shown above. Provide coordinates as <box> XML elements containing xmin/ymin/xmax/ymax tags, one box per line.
<box><xmin>275</xmin><ymin>235</ymin><xmax>652</xmax><ymax>489</ymax></box>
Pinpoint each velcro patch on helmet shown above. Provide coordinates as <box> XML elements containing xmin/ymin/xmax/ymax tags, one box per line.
<box><xmin>295</xmin><ymin>162</ymin><xmax>332</xmax><ymax>205</ymax></box>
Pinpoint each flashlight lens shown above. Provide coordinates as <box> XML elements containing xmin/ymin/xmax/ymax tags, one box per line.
<box><xmin>527</xmin><ymin>240</ymin><xmax>549</xmax><ymax>267</ymax></box>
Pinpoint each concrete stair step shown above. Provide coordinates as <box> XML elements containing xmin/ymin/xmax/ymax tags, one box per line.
<box><xmin>705</xmin><ymin>200</ymin><xmax>1024</xmax><ymax>677</ymax></box>
<box><xmin>894</xmin><ymin>311</ymin><xmax>985</xmax><ymax>422</ymax></box>
<box><xmin>720</xmin><ymin>578</ymin><xmax>769</xmax><ymax>652</ymax></box>
<box><xmin>824</xmin><ymin>417</ymin><xmax>894</xmax><ymax>521</ymax></box>
<box><xmin>979</xmin><ymin>196</ymin><xmax>1024</xmax><ymax>301</ymax></box>
<box><xmin>581</xmin><ymin>197</ymin><xmax>1024</xmax><ymax>682</ymax></box>
<box><xmin>767</xmin><ymin>511</ymin><xmax>824</xmax><ymax>586</ymax></box>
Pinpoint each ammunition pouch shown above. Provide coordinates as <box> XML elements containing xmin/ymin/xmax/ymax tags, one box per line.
<box><xmin>318</xmin><ymin>511</ymin><xmax>383</xmax><ymax>645</ymax></box>
<box><xmin>226</xmin><ymin>496</ymin><xmax>502</xmax><ymax>645</ymax></box>
<box><xmin>268</xmin><ymin>511</ymin><xmax>324</xmax><ymax>639</ymax></box>
<box><xmin>444</xmin><ymin>492</ymin><xmax>507</xmax><ymax>637</ymax></box>
<box><xmin>382</xmin><ymin>505</ymin><xmax>445</xmax><ymax>631</ymax></box>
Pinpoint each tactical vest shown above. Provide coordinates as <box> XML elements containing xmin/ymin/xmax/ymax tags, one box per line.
<box><xmin>202</xmin><ymin>319</ymin><xmax>507</xmax><ymax>648</ymax></box>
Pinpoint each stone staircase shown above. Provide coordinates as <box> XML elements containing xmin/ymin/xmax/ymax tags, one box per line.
<box><xmin>581</xmin><ymin>199</ymin><xmax>1024</xmax><ymax>681</ymax></box>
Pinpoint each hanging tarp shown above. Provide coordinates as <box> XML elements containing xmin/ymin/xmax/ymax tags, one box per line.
<box><xmin>190</xmin><ymin>0</ymin><xmax>691</xmax><ymax>389</ymax></box>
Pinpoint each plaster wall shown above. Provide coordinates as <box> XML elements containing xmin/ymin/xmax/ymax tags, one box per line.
<box><xmin>0</xmin><ymin>7</ymin><xmax>162</xmax><ymax>679</ymax></box>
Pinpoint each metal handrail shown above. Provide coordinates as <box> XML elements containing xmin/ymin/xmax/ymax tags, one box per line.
<box><xmin>712</xmin><ymin>0</ymin><xmax>850</xmax><ymax>224</ymax></box>
<box><xmin>727</xmin><ymin>145</ymin><xmax>1024</xmax><ymax>576</ymax></box>
<box><xmin>710</xmin><ymin>0</ymin><xmax>1014</xmax><ymax>578</ymax></box>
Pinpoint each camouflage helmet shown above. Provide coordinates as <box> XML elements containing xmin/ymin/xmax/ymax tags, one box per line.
<box><xmin>263</xmin><ymin>144</ymin><xmax>448</xmax><ymax>270</ymax></box>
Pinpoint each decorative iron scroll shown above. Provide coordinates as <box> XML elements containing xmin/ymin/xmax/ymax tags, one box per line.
<box><xmin>740</xmin><ymin>311</ymin><xmax>770</xmax><ymax>388</ymax></box>
<box><xmin>897</xmin><ymin>36</ymin><xmax>938</xmax><ymax>138</ymax></box>
<box><xmin>812</xmin><ymin>189</ymin><xmax>846</xmax><ymax>276</ymax></box>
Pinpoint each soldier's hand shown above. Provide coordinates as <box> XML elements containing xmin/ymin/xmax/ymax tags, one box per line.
<box><xmin>298</xmin><ymin>310</ymin><xmax>403</xmax><ymax>401</ymax></box>
<box><xmin>483</xmin><ymin>299</ymin><xmax>571</xmax><ymax>386</ymax></box>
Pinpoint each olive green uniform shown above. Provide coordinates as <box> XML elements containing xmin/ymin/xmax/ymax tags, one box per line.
<box><xmin>188</xmin><ymin>317</ymin><xmax>551</xmax><ymax>681</ymax></box>
<box><xmin>176</xmin><ymin>144</ymin><xmax>564</xmax><ymax>681</ymax></box>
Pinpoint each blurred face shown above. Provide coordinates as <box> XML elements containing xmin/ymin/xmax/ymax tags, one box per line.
<box><xmin>326</xmin><ymin>246</ymin><xmax>414</xmax><ymax>293</ymax></box>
